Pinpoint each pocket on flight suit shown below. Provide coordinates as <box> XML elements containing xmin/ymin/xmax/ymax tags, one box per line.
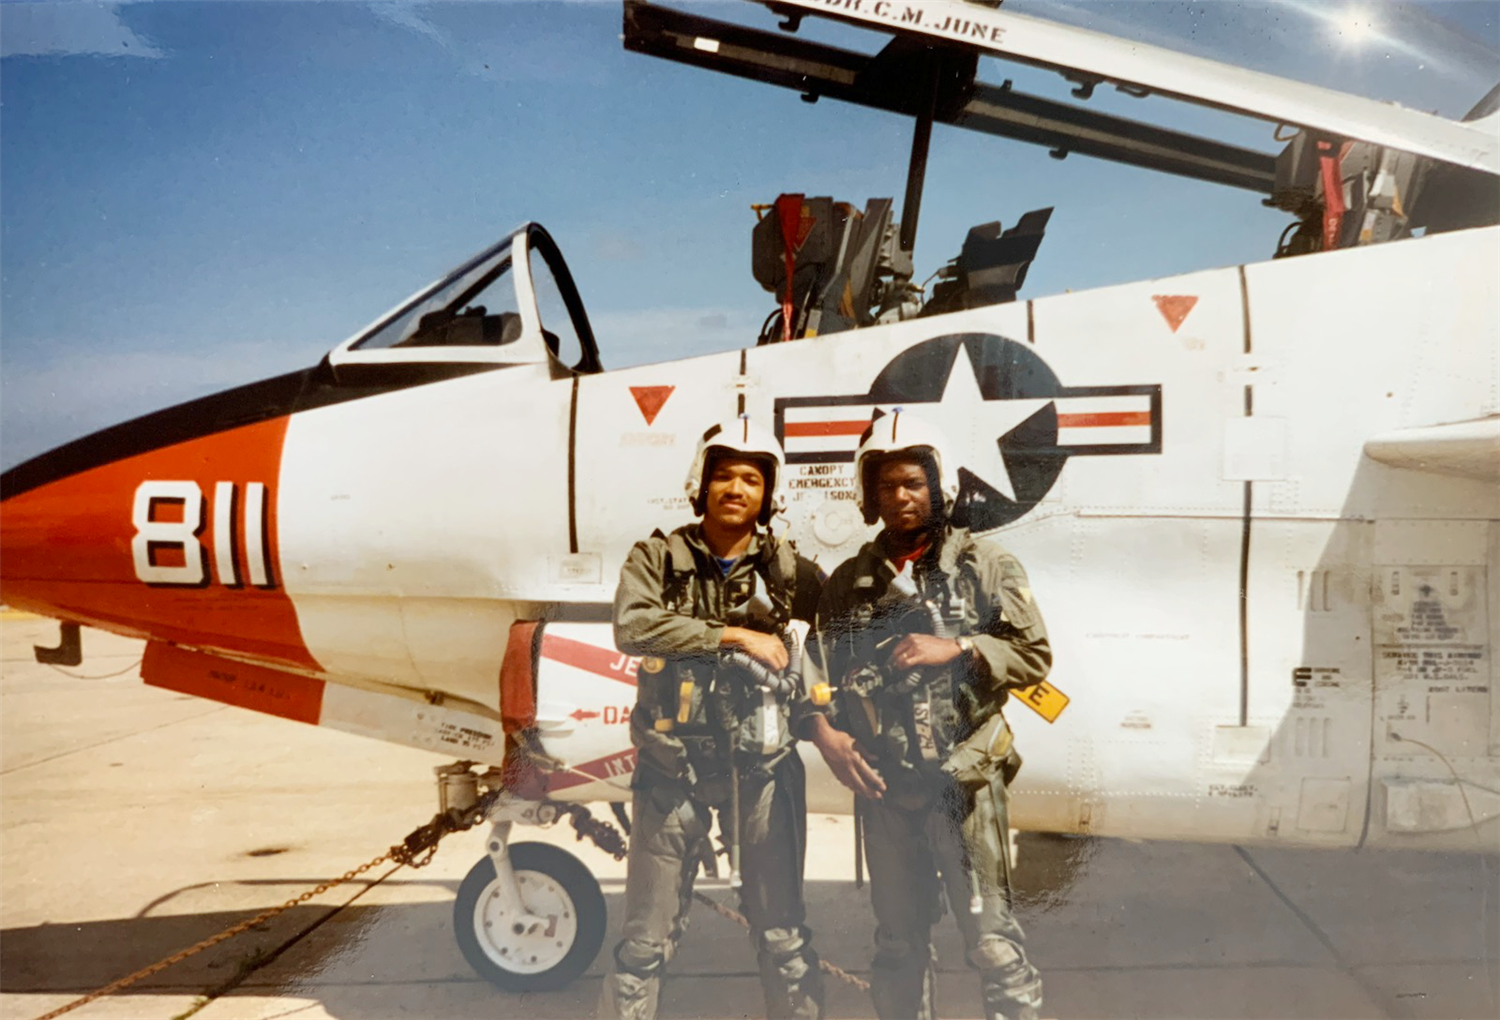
<box><xmin>1000</xmin><ymin>745</ymin><xmax>1023</xmax><ymax>787</ymax></box>
<box><xmin>997</xmin><ymin>566</ymin><xmax>1039</xmax><ymax>633</ymax></box>
<box><xmin>941</xmin><ymin>714</ymin><xmax>1014</xmax><ymax>789</ymax></box>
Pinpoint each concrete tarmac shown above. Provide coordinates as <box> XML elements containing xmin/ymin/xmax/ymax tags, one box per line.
<box><xmin>3</xmin><ymin>617</ymin><xmax>1496</xmax><ymax>1020</ymax></box>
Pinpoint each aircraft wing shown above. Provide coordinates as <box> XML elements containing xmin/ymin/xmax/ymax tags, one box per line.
<box><xmin>1364</xmin><ymin>416</ymin><xmax>1500</xmax><ymax>483</ymax></box>
<box><xmin>771</xmin><ymin>0</ymin><xmax>1500</xmax><ymax>175</ymax></box>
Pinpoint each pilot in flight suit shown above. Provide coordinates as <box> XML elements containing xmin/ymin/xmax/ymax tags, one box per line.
<box><xmin>802</xmin><ymin>410</ymin><xmax>1048</xmax><ymax>1020</ymax></box>
<box><xmin>598</xmin><ymin>416</ymin><xmax>825</xmax><ymax>1020</ymax></box>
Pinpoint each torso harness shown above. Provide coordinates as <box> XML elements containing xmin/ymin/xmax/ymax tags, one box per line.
<box><xmin>829</xmin><ymin>539</ymin><xmax>1015</xmax><ymax>794</ymax></box>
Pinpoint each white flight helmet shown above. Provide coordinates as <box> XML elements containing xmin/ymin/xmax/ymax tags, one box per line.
<box><xmin>853</xmin><ymin>408</ymin><xmax>960</xmax><ymax>525</ymax></box>
<box><xmin>686</xmin><ymin>415</ymin><xmax>786</xmax><ymax>526</ymax></box>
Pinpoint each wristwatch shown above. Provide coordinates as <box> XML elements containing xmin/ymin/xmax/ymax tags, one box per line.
<box><xmin>955</xmin><ymin>635</ymin><xmax>975</xmax><ymax>658</ymax></box>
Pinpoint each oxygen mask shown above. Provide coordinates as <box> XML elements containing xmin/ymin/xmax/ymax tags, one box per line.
<box><xmin>887</xmin><ymin>561</ymin><xmax>919</xmax><ymax>600</ymax></box>
<box><xmin>726</xmin><ymin>585</ymin><xmax>777</xmax><ymax>631</ymax></box>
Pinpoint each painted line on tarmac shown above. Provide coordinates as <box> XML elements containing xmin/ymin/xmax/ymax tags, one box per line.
<box><xmin>1234</xmin><ymin>846</ymin><xmax>1394</xmax><ymax>1019</ymax></box>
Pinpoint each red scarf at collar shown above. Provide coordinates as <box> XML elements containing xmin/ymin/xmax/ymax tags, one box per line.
<box><xmin>888</xmin><ymin>539</ymin><xmax>931</xmax><ymax>570</ymax></box>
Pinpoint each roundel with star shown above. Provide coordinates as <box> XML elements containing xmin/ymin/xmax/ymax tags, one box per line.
<box><xmin>774</xmin><ymin>333</ymin><xmax>1162</xmax><ymax>532</ymax></box>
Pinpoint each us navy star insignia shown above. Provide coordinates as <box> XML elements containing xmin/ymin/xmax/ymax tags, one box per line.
<box><xmin>932</xmin><ymin>340</ymin><xmax>1050</xmax><ymax>502</ymax></box>
<box><xmin>774</xmin><ymin>333</ymin><xmax>1163</xmax><ymax>531</ymax></box>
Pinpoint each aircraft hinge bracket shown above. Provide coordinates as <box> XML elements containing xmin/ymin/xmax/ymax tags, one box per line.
<box><xmin>34</xmin><ymin>621</ymin><xmax>81</xmax><ymax>667</ymax></box>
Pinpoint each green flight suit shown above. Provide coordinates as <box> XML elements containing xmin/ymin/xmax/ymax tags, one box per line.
<box><xmin>598</xmin><ymin>524</ymin><xmax>825</xmax><ymax>1020</ymax></box>
<box><xmin>805</xmin><ymin>526</ymin><xmax>1049</xmax><ymax>1020</ymax></box>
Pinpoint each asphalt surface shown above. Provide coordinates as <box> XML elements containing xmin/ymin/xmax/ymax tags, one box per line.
<box><xmin>3</xmin><ymin>615</ymin><xmax>1496</xmax><ymax>1020</ymax></box>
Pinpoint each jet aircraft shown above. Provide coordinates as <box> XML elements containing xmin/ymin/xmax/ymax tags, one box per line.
<box><xmin>2</xmin><ymin>0</ymin><xmax>1497</xmax><ymax>992</ymax></box>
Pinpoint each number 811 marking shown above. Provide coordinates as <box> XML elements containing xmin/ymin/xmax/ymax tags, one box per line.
<box><xmin>131</xmin><ymin>480</ymin><xmax>276</xmax><ymax>589</ymax></box>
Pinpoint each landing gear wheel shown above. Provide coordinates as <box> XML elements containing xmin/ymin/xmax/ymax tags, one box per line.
<box><xmin>453</xmin><ymin>842</ymin><xmax>607</xmax><ymax>992</ymax></box>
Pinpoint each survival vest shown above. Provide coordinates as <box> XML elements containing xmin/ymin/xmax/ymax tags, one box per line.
<box><xmin>828</xmin><ymin>529</ymin><xmax>1014</xmax><ymax>791</ymax></box>
<box><xmin>635</xmin><ymin>528</ymin><xmax>804</xmax><ymax>798</ymax></box>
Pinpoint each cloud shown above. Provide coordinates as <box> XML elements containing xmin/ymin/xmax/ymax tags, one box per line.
<box><xmin>362</xmin><ymin>0</ymin><xmax>607</xmax><ymax>84</ymax></box>
<box><xmin>367</xmin><ymin>1</ymin><xmax>446</xmax><ymax>47</ymax></box>
<box><xmin>1</xmin><ymin>2</ymin><xmax>163</xmax><ymax>59</ymax></box>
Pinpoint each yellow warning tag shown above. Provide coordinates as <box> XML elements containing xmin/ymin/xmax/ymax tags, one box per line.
<box><xmin>1013</xmin><ymin>679</ymin><xmax>1069</xmax><ymax>723</ymax></box>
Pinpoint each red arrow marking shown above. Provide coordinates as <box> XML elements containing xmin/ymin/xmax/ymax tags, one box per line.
<box><xmin>570</xmin><ymin>708</ymin><xmax>601</xmax><ymax>721</ymax></box>
<box><xmin>1152</xmin><ymin>295</ymin><xmax>1198</xmax><ymax>333</ymax></box>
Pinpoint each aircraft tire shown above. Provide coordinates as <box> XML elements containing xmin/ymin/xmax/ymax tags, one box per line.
<box><xmin>453</xmin><ymin>841</ymin><xmax>607</xmax><ymax>992</ymax></box>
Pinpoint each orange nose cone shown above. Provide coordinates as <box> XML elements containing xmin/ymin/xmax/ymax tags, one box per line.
<box><xmin>1</xmin><ymin>414</ymin><xmax>315</xmax><ymax>671</ymax></box>
<box><xmin>2</xmin><ymin>447</ymin><xmax>140</xmax><ymax>624</ymax></box>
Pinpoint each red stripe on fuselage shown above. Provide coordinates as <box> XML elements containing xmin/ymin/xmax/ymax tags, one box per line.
<box><xmin>782</xmin><ymin>419</ymin><xmax>872</xmax><ymax>437</ymax></box>
<box><xmin>1056</xmin><ymin>411</ymin><xmax>1151</xmax><ymax>428</ymax></box>
<box><xmin>539</xmin><ymin>633</ymin><xmax>640</xmax><ymax>686</ymax></box>
<box><xmin>544</xmin><ymin>748</ymin><xmax>638</xmax><ymax>792</ymax></box>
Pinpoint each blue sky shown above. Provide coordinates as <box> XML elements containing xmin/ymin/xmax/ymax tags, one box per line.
<box><xmin>3</xmin><ymin>0</ymin><xmax>1496</xmax><ymax>469</ymax></box>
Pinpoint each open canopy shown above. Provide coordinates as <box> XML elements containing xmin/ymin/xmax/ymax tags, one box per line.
<box><xmin>328</xmin><ymin>223</ymin><xmax>603</xmax><ymax>378</ymax></box>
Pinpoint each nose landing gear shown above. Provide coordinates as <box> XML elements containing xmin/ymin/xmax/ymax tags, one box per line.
<box><xmin>453</xmin><ymin>839</ymin><xmax>606</xmax><ymax>992</ymax></box>
<box><xmin>437</xmin><ymin>764</ymin><xmax>616</xmax><ymax>991</ymax></box>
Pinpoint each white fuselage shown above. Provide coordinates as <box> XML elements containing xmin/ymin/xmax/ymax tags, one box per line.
<box><xmin>252</xmin><ymin>226</ymin><xmax>1499</xmax><ymax>851</ymax></box>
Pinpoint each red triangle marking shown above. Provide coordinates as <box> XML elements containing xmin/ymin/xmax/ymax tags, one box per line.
<box><xmin>630</xmin><ymin>385</ymin><xmax>675</xmax><ymax>426</ymax></box>
<box><xmin>1152</xmin><ymin>295</ymin><xmax>1198</xmax><ymax>333</ymax></box>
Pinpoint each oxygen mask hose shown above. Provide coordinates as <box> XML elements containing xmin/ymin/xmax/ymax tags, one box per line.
<box><xmin>927</xmin><ymin>598</ymin><xmax>956</xmax><ymax>640</ymax></box>
<box><xmin>724</xmin><ymin>588</ymin><xmax>798</xmax><ymax>695</ymax></box>
<box><xmin>720</xmin><ymin>647</ymin><xmax>796</xmax><ymax>698</ymax></box>
<box><xmin>870</xmin><ymin>594</ymin><xmax>948</xmax><ymax>696</ymax></box>
<box><xmin>883</xmin><ymin>600</ymin><xmax>952</xmax><ymax>695</ymax></box>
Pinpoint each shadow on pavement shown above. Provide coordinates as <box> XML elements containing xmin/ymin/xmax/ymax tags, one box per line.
<box><xmin>4</xmin><ymin>838</ymin><xmax>1495</xmax><ymax>1020</ymax></box>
